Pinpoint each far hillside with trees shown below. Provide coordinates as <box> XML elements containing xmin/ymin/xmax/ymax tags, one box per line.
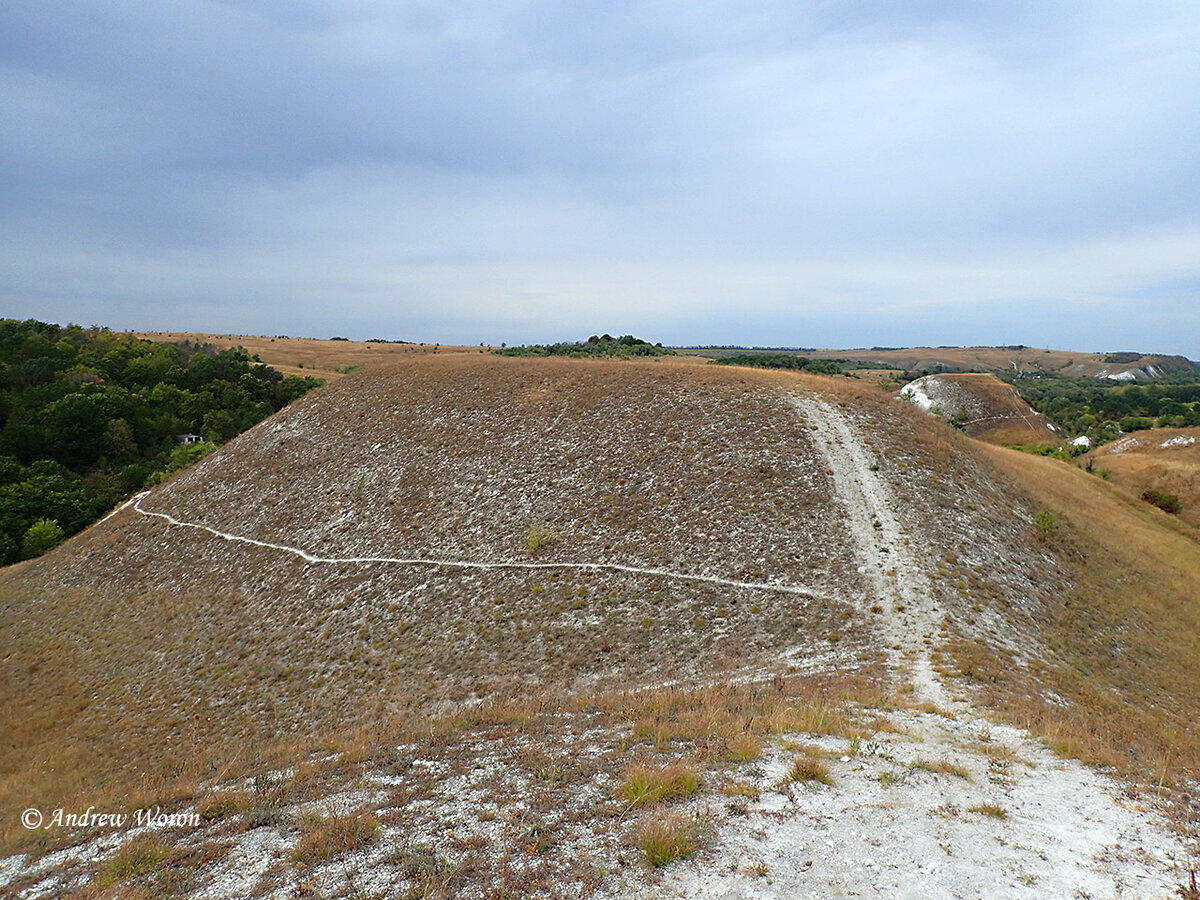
<box><xmin>1001</xmin><ymin>371</ymin><xmax>1200</xmax><ymax>446</ymax></box>
<box><xmin>0</xmin><ymin>318</ymin><xmax>322</xmax><ymax>564</ymax></box>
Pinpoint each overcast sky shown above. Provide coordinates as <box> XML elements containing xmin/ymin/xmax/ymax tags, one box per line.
<box><xmin>3</xmin><ymin>2</ymin><xmax>1199</xmax><ymax>353</ymax></box>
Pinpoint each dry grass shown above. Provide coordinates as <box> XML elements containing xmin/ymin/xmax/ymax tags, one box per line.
<box><xmin>685</xmin><ymin>345</ymin><xmax>1116</xmax><ymax>377</ymax></box>
<box><xmin>968</xmin><ymin>803</ymin><xmax>1007</xmax><ymax>819</ymax></box>
<box><xmin>900</xmin><ymin>372</ymin><xmax>1061</xmax><ymax>446</ymax></box>
<box><xmin>910</xmin><ymin>758</ymin><xmax>970</xmax><ymax>780</ymax></box>
<box><xmin>96</xmin><ymin>833</ymin><xmax>166</xmax><ymax>886</ymax></box>
<box><xmin>1086</xmin><ymin>427</ymin><xmax>1200</xmax><ymax>529</ymax></box>
<box><xmin>635</xmin><ymin>812</ymin><xmax>705</xmax><ymax>868</ymax></box>
<box><xmin>788</xmin><ymin>754</ymin><xmax>831</xmax><ymax>785</ymax></box>
<box><xmin>292</xmin><ymin>809</ymin><xmax>379</xmax><ymax>866</ymax></box>
<box><xmin>618</xmin><ymin>762</ymin><xmax>703</xmax><ymax>807</ymax></box>
<box><xmin>954</xmin><ymin>444</ymin><xmax>1200</xmax><ymax>811</ymax></box>
<box><xmin>0</xmin><ymin>355</ymin><xmax>888</xmax><ymax>855</ymax></box>
<box><xmin>195</xmin><ymin>790</ymin><xmax>254</xmax><ymax>822</ymax></box>
<box><xmin>134</xmin><ymin>331</ymin><xmax>479</xmax><ymax>378</ymax></box>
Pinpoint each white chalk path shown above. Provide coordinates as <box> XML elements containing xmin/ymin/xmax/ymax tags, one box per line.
<box><xmin>125</xmin><ymin>491</ymin><xmax>834</xmax><ymax>600</ymax></box>
<box><xmin>789</xmin><ymin>392</ymin><xmax>948</xmax><ymax>706</ymax></box>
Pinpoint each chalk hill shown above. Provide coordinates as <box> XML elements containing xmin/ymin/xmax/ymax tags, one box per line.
<box><xmin>2</xmin><ymin>352</ymin><xmax>1198</xmax><ymax>897</ymax></box>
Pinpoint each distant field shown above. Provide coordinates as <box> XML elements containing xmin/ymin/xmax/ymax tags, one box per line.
<box><xmin>681</xmin><ymin>344</ymin><xmax>1109</xmax><ymax>375</ymax></box>
<box><xmin>138</xmin><ymin>332</ymin><xmax>710</xmax><ymax>379</ymax></box>
<box><xmin>134</xmin><ymin>331</ymin><xmax>480</xmax><ymax>378</ymax></box>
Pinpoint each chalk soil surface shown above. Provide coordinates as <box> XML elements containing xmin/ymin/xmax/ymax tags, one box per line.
<box><xmin>650</xmin><ymin>392</ymin><xmax>1191</xmax><ymax>898</ymax></box>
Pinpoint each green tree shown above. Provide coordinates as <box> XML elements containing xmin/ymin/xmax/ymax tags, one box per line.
<box><xmin>21</xmin><ymin>518</ymin><xmax>64</xmax><ymax>559</ymax></box>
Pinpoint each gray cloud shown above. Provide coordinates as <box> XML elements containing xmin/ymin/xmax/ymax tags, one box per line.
<box><xmin>2</xmin><ymin>1</ymin><xmax>1198</xmax><ymax>354</ymax></box>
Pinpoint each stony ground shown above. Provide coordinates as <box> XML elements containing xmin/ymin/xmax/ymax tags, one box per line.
<box><xmin>1</xmin><ymin>356</ymin><xmax>1196</xmax><ymax>897</ymax></box>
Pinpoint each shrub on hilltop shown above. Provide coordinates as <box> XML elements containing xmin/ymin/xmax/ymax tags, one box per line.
<box><xmin>493</xmin><ymin>334</ymin><xmax>676</xmax><ymax>358</ymax></box>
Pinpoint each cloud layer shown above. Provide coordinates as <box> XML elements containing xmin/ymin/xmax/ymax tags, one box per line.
<box><xmin>3</xmin><ymin>1</ymin><xmax>1199</xmax><ymax>352</ymax></box>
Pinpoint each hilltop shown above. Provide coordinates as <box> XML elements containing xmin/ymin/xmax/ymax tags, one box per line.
<box><xmin>899</xmin><ymin>372</ymin><xmax>1063</xmax><ymax>446</ymax></box>
<box><xmin>2</xmin><ymin>349</ymin><xmax>1198</xmax><ymax>897</ymax></box>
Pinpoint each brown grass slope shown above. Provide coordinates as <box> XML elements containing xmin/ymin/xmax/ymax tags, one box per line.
<box><xmin>2</xmin><ymin>353</ymin><xmax>1198</xmax><ymax>861</ymax></box>
<box><xmin>1086</xmin><ymin>427</ymin><xmax>1200</xmax><ymax>529</ymax></box>
<box><xmin>951</xmin><ymin>441</ymin><xmax>1200</xmax><ymax>817</ymax></box>
<box><xmin>0</xmin><ymin>357</ymin><xmax>881</xmax><ymax>848</ymax></box>
<box><xmin>798</xmin><ymin>345</ymin><xmax>1190</xmax><ymax>380</ymax></box>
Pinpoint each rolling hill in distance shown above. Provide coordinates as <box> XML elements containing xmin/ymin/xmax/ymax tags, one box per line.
<box><xmin>2</xmin><ymin>335</ymin><xmax>1199</xmax><ymax>897</ymax></box>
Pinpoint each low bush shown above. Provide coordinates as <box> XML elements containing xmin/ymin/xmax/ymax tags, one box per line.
<box><xmin>20</xmin><ymin>518</ymin><xmax>64</xmax><ymax>559</ymax></box>
<box><xmin>1033</xmin><ymin>508</ymin><xmax>1058</xmax><ymax>543</ymax></box>
<box><xmin>522</xmin><ymin>523</ymin><xmax>558</xmax><ymax>555</ymax></box>
<box><xmin>1141</xmin><ymin>489</ymin><xmax>1181</xmax><ymax>514</ymax></box>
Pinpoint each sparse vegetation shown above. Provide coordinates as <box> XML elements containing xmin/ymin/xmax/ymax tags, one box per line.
<box><xmin>292</xmin><ymin>809</ymin><xmax>378</xmax><ymax>865</ymax></box>
<box><xmin>967</xmin><ymin>803</ymin><xmax>1007</xmax><ymax>819</ymax></box>
<box><xmin>910</xmin><ymin>758</ymin><xmax>970</xmax><ymax>780</ymax></box>
<box><xmin>4</xmin><ymin>344</ymin><xmax>1199</xmax><ymax>896</ymax></box>
<box><xmin>96</xmin><ymin>834</ymin><xmax>166</xmax><ymax>885</ymax></box>
<box><xmin>196</xmin><ymin>790</ymin><xmax>254</xmax><ymax>822</ymax></box>
<box><xmin>1033</xmin><ymin>508</ymin><xmax>1058</xmax><ymax>543</ymax></box>
<box><xmin>788</xmin><ymin>754</ymin><xmax>831</xmax><ymax>785</ymax></box>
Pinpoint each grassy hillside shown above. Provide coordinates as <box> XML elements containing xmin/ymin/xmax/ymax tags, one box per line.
<box><xmin>900</xmin><ymin>372</ymin><xmax>1063</xmax><ymax>446</ymax></box>
<box><xmin>0</xmin><ymin>357</ymin><xmax>888</xmax><ymax>848</ymax></box>
<box><xmin>947</xmin><ymin>443</ymin><xmax>1200</xmax><ymax>814</ymax></box>
<box><xmin>3</xmin><ymin>351</ymin><xmax>1199</xmax><ymax>895</ymax></box>
<box><xmin>1084</xmin><ymin>428</ymin><xmax>1200</xmax><ymax>529</ymax></box>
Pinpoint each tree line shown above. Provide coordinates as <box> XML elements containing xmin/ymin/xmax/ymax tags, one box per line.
<box><xmin>0</xmin><ymin>319</ymin><xmax>322</xmax><ymax>564</ymax></box>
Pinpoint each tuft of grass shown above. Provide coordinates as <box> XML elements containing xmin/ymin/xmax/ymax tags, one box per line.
<box><xmin>97</xmin><ymin>834</ymin><xmax>166</xmax><ymax>885</ymax></box>
<box><xmin>724</xmin><ymin>732</ymin><xmax>762</xmax><ymax>762</ymax></box>
<box><xmin>720</xmin><ymin>779</ymin><xmax>761</xmax><ymax>801</ymax></box>
<box><xmin>619</xmin><ymin>761</ymin><xmax>703</xmax><ymax>807</ymax></box>
<box><xmin>522</xmin><ymin>523</ymin><xmax>558</xmax><ymax>555</ymax></box>
<box><xmin>292</xmin><ymin>809</ymin><xmax>378</xmax><ymax>865</ymax></box>
<box><xmin>968</xmin><ymin>802</ymin><xmax>1007</xmax><ymax>819</ymax></box>
<box><xmin>1033</xmin><ymin>508</ymin><xmax>1058</xmax><ymax>543</ymax></box>
<box><xmin>636</xmin><ymin>812</ymin><xmax>703</xmax><ymax>867</ymax></box>
<box><xmin>195</xmin><ymin>789</ymin><xmax>254</xmax><ymax>822</ymax></box>
<box><xmin>788</xmin><ymin>754</ymin><xmax>831</xmax><ymax>785</ymax></box>
<box><xmin>910</xmin><ymin>758</ymin><xmax>971</xmax><ymax>780</ymax></box>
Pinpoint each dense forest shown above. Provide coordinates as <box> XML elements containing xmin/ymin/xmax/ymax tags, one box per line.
<box><xmin>493</xmin><ymin>334</ymin><xmax>676</xmax><ymax>358</ymax></box>
<box><xmin>1003</xmin><ymin>372</ymin><xmax>1200</xmax><ymax>444</ymax></box>
<box><xmin>0</xmin><ymin>319</ymin><xmax>321</xmax><ymax>564</ymax></box>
